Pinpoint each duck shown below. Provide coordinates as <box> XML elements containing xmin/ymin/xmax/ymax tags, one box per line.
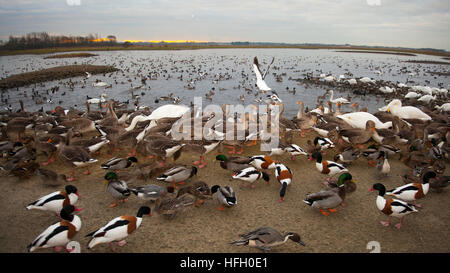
<box><xmin>154</xmin><ymin>194</ymin><xmax>195</xmax><ymax>219</ymax></box>
<box><xmin>249</xmin><ymin>155</ymin><xmax>277</xmax><ymax>174</ymax></box>
<box><xmin>130</xmin><ymin>184</ymin><xmax>174</xmax><ymax>202</ymax></box>
<box><xmin>232</xmin><ymin>166</ymin><xmax>270</xmax><ymax>188</ymax></box>
<box><xmin>26</xmin><ymin>185</ymin><xmax>81</xmax><ymax>214</ymax></box>
<box><xmin>176</xmin><ymin>181</ymin><xmax>212</xmax><ymax>207</ymax></box>
<box><xmin>10</xmin><ymin>160</ymin><xmax>40</xmax><ymax>180</ymax></box>
<box><xmin>386</xmin><ymin>171</ymin><xmax>436</xmax><ymax>207</ymax></box>
<box><xmin>215</xmin><ymin>154</ymin><xmax>252</xmax><ymax>172</ymax></box>
<box><xmin>303</xmin><ymin>182</ymin><xmax>346</xmax><ymax>216</ymax></box>
<box><xmin>313</xmin><ymin>136</ymin><xmax>335</xmax><ymax>152</ymax></box>
<box><xmin>101</xmin><ymin>156</ymin><xmax>138</xmax><ymax>171</ymax></box>
<box><xmin>274</xmin><ymin>163</ymin><xmax>293</xmax><ymax>202</ymax></box>
<box><xmin>230</xmin><ymin>226</ymin><xmax>305</xmax><ymax>253</ymax></box>
<box><xmin>211</xmin><ymin>185</ymin><xmax>237</xmax><ymax>210</ymax></box>
<box><xmin>86</xmin><ymin>206</ymin><xmax>151</xmax><ymax>252</ymax></box>
<box><xmin>27</xmin><ymin>205</ymin><xmax>82</xmax><ymax>253</ymax></box>
<box><xmin>87</xmin><ymin>93</ymin><xmax>108</xmax><ymax>104</ymax></box>
<box><xmin>104</xmin><ymin>172</ymin><xmax>131</xmax><ymax>208</ymax></box>
<box><xmin>333</xmin><ymin>147</ymin><xmax>360</xmax><ymax>165</ymax></box>
<box><xmin>324</xmin><ymin>172</ymin><xmax>356</xmax><ymax>194</ymax></box>
<box><xmin>156</xmin><ymin>165</ymin><xmax>198</xmax><ymax>189</ymax></box>
<box><xmin>430</xmin><ymin>175</ymin><xmax>450</xmax><ymax>193</ymax></box>
<box><xmin>37</xmin><ymin>168</ymin><xmax>67</xmax><ymax>187</ymax></box>
<box><xmin>310</xmin><ymin>151</ymin><xmax>348</xmax><ymax>178</ymax></box>
<box><xmin>284</xmin><ymin>144</ymin><xmax>308</xmax><ymax>160</ymax></box>
<box><xmin>376</xmin><ymin>151</ymin><xmax>391</xmax><ymax>179</ymax></box>
<box><xmin>385</xmin><ymin>99</ymin><xmax>431</xmax><ymax>121</ymax></box>
<box><xmin>368</xmin><ymin>183</ymin><xmax>418</xmax><ymax>229</ymax></box>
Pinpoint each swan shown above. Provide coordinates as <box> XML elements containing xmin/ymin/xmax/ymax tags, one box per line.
<box><xmin>92</xmin><ymin>81</ymin><xmax>109</xmax><ymax>87</ymax></box>
<box><xmin>359</xmin><ymin>77</ymin><xmax>375</xmax><ymax>84</ymax></box>
<box><xmin>397</xmin><ymin>83</ymin><xmax>407</xmax><ymax>88</ymax></box>
<box><xmin>417</xmin><ymin>94</ymin><xmax>436</xmax><ymax>103</ymax></box>
<box><xmin>323</xmin><ymin>76</ymin><xmax>336</xmax><ymax>82</ymax></box>
<box><xmin>337</xmin><ymin>112</ymin><xmax>392</xmax><ymax>129</ymax></box>
<box><xmin>347</xmin><ymin>78</ymin><xmax>357</xmax><ymax>85</ymax></box>
<box><xmin>379</xmin><ymin>86</ymin><xmax>395</xmax><ymax>94</ymax></box>
<box><xmin>125</xmin><ymin>104</ymin><xmax>190</xmax><ymax>132</ymax></box>
<box><xmin>87</xmin><ymin>93</ymin><xmax>107</xmax><ymax>104</ymax></box>
<box><xmin>405</xmin><ymin>92</ymin><xmax>420</xmax><ymax>99</ymax></box>
<box><xmin>435</xmin><ymin>103</ymin><xmax>450</xmax><ymax>112</ymax></box>
<box><xmin>327</xmin><ymin>90</ymin><xmax>349</xmax><ymax>104</ymax></box>
<box><xmin>253</xmin><ymin>56</ymin><xmax>274</xmax><ymax>92</ymax></box>
<box><xmin>385</xmin><ymin>99</ymin><xmax>431</xmax><ymax>121</ymax></box>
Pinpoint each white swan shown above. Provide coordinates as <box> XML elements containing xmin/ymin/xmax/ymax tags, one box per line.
<box><xmin>125</xmin><ymin>104</ymin><xmax>190</xmax><ymax>132</ymax></box>
<box><xmin>87</xmin><ymin>93</ymin><xmax>107</xmax><ymax>104</ymax></box>
<box><xmin>417</xmin><ymin>94</ymin><xmax>436</xmax><ymax>103</ymax></box>
<box><xmin>405</xmin><ymin>92</ymin><xmax>420</xmax><ymax>99</ymax></box>
<box><xmin>347</xmin><ymin>79</ymin><xmax>357</xmax><ymax>85</ymax></box>
<box><xmin>435</xmin><ymin>103</ymin><xmax>450</xmax><ymax>112</ymax></box>
<box><xmin>385</xmin><ymin>99</ymin><xmax>431</xmax><ymax>121</ymax></box>
<box><xmin>323</xmin><ymin>75</ymin><xmax>336</xmax><ymax>82</ymax></box>
<box><xmin>92</xmin><ymin>81</ymin><xmax>109</xmax><ymax>87</ymax></box>
<box><xmin>379</xmin><ymin>86</ymin><xmax>395</xmax><ymax>94</ymax></box>
<box><xmin>253</xmin><ymin>56</ymin><xmax>274</xmax><ymax>92</ymax></box>
<box><xmin>359</xmin><ymin>77</ymin><xmax>375</xmax><ymax>84</ymax></box>
<box><xmin>337</xmin><ymin>112</ymin><xmax>392</xmax><ymax>129</ymax></box>
<box><xmin>328</xmin><ymin>90</ymin><xmax>349</xmax><ymax>104</ymax></box>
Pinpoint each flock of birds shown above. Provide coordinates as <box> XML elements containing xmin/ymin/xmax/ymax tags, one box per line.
<box><xmin>0</xmin><ymin>55</ymin><xmax>449</xmax><ymax>253</ymax></box>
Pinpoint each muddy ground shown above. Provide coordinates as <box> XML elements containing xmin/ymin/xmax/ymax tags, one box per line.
<box><xmin>0</xmin><ymin>131</ymin><xmax>449</xmax><ymax>253</ymax></box>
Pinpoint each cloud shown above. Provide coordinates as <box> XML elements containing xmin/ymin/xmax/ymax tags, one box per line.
<box><xmin>0</xmin><ymin>0</ymin><xmax>449</xmax><ymax>50</ymax></box>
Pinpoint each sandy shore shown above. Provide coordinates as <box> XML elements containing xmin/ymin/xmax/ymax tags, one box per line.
<box><xmin>0</xmin><ymin>131</ymin><xmax>449</xmax><ymax>253</ymax></box>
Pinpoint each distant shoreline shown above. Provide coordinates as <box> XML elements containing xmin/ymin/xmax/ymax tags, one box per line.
<box><xmin>1</xmin><ymin>45</ymin><xmax>450</xmax><ymax>57</ymax></box>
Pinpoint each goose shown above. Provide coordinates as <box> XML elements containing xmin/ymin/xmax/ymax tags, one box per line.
<box><xmin>368</xmin><ymin>183</ymin><xmax>418</xmax><ymax>229</ymax></box>
<box><xmin>253</xmin><ymin>56</ymin><xmax>274</xmax><ymax>92</ymax></box>
<box><xmin>86</xmin><ymin>206</ymin><xmax>151</xmax><ymax>252</ymax></box>
<box><xmin>385</xmin><ymin>99</ymin><xmax>431</xmax><ymax>121</ymax></box>
<box><xmin>211</xmin><ymin>185</ymin><xmax>237</xmax><ymax>210</ymax></box>
<box><xmin>327</xmin><ymin>90</ymin><xmax>349</xmax><ymax>104</ymax></box>
<box><xmin>230</xmin><ymin>226</ymin><xmax>305</xmax><ymax>253</ymax></box>
<box><xmin>27</xmin><ymin>205</ymin><xmax>82</xmax><ymax>253</ymax></box>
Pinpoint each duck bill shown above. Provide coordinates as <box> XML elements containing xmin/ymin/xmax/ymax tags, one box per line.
<box><xmin>74</xmin><ymin>206</ymin><xmax>82</xmax><ymax>212</ymax></box>
<box><xmin>368</xmin><ymin>187</ymin><xmax>374</xmax><ymax>192</ymax></box>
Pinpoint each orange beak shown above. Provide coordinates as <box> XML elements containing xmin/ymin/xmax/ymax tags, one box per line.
<box><xmin>47</xmin><ymin>138</ymin><xmax>53</xmax><ymax>143</ymax></box>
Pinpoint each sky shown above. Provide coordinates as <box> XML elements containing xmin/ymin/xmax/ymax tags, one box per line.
<box><xmin>0</xmin><ymin>0</ymin><xmax>449</xmax><ymax>50</ymax></box>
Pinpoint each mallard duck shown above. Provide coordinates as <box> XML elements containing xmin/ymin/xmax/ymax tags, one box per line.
<box><xmin>10</xmin><ymin>160</ymin><xmax>39</xmax><ymax>179</ymax></box>
<box><xmin>154</xmin><ymin>194</ymin><xmax>194</xmax><ymax>219</ymax></box>
<box><xmin>26</xmin><ymin>185</ymin><xmax>81</xmax><ymax>214</ymax></box>
<box><xmin>101</xmin><ymin>156</ymin><xmax>138</xmax><ymax>171</ymax></box>
<box><xmin>334</xmin><ymin>147</ymin><xmax>360</xmax><ymax>164</ymax></box>
<box><xmin>310</xmin><ymin>151</ymin><xmax>348</xmax><ymax>178</ymax></box>
<box><xmin>27</xmin><ymin>205</ymin><xmax>82</xmax><ymax>253</ymax></box>
<box><xmin>386</xmin><ymin>171</ymin><xmax>436</xmax><ymax>207</ymax></box>
<box><xmin>211</xmin><ymin>185</ymin><xmax>237</xmax><ymax>210</ymax></box>
<box><xmin>130</xmin><ymin>184</ymin><xmax>174</xmax><ymax>202</ymax></box>
<box><xmin>157</xmin><ymin>165</ymin><xmax>198</xmax><ymax>189</ymax></box>
<box><xmin>86</xmin><ymin>206</ymin><xmax>151</xmax><ymax>252</ymax></box>
<box><xmin>215</xmin><ymin>154</ymin><xmax>252</xmax><ymax>172</ymax></box>
<box><xmin>176</xmin><ymin>181</ymin><xmax>212</xmax><ymax>207</ymax></box>
<box><xmin>230</xmin><ymin>226</ymin><xmax>305</xmax><ymax>253</ymax></box>
<box><xmin>37</xmin><ymin>168</ymin><xmax>66</xmax><ymax>187</ymax></box>
<box><xmin>303</xmin><ymin>183</ymin><xmax>346</xmax><ymax>216</ymax></box>
<box><xmin>275</xmin><ymin>163</ymin><xmax>293</xmax><ymax>202</ymax></box>
<box><xmin>376</xmin><ymin>151</ymin><xmax>390</xmax><ymax>179</ymax></box>
<box><xmin>431</xmin><ymin>175</ymin><xmax>450</xmax><ymax>192</ymax></box>
<box><xmin>368</xmin><ymin>183</ymin><xmax>418</xmax><ymax>229</ymax></box>
<box><xmin>104</xmin><ymin>172</ymin><xmax>131</xmax><ymax>208</ymax></box>
<box><xmin>232</xmin><ymin>166</ymin><xmax>270</xmax><ymax>188</ymax></box>
<box><xmin>324</xmin><ymin>172</ymin><xmax>356</xmax><ymax>194</ymax></box>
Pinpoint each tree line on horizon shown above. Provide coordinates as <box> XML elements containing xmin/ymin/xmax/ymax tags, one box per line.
<box><xmin>1</xmin><ymin>32</ymin><xmax>117</xmax><ymax>50</ymax></box>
